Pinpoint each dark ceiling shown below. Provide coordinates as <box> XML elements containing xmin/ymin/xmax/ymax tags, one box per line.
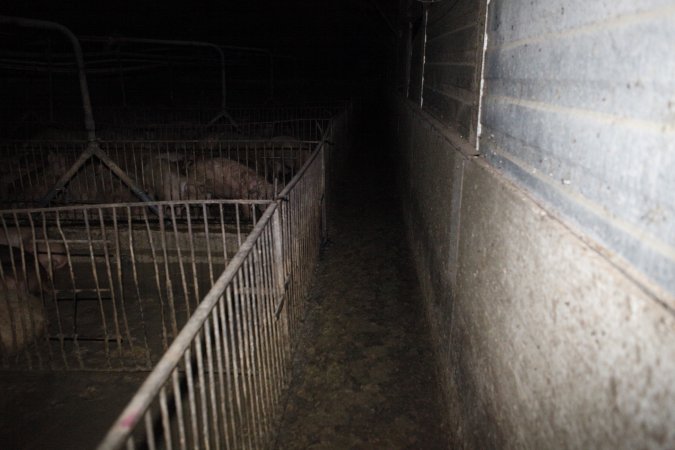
<box><xmin>1</xmin><ymin>1</ymin><xmax>397</xmax><ymax>55</ymax></box>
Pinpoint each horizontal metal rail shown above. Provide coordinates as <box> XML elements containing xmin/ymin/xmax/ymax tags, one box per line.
<box><xmin>0</xmin><ymin>15</ymin><xmax>97</xmax><ymax>142</ymax></box>
<box><xmin>97</xmin><ymin>125</ymin><xmax>333</xmax><ymax>448</ymax></box>
<box><xmin>96</xmin><ymin>190</ymin><xmax>281</xmax><ymax>448</ymax></box>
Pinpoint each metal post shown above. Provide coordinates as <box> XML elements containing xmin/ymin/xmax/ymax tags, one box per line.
<box><xmin>0</xmin><ymin>16</ymin><xmax>97</xmax><ymax>142</ymax></box>
<box><xmin>168</xmin><ymin>56</ymin><xmax>175</xmax><ymax>106</ymax></box>
<box><xmin>46</xmin><ymin>38</ymin><xmax>54</xmax><ymax>122</ymax></box>
<box><xmin>0</xmin><ymin>17</ymin><xmax>158</xmax><ymax>211</ymax></box>
<box><xmin>116</xmin><ymin>48</ymin><xmax>127</xmax><ymax>107</ymax></box>
<box><xmin>80</xmin><ymin>36</ymin><xmax>229</xmax><ymax>111</ymax></box>
<box><xmin>320</xmin><ymin>144</ymin><xmax>327</xmax><ymax>244</ymax></box>
<box><xmin>269</xmin><ymin>52</ymin><xmax>274</xmax><ymax>101</ymax></box>
<box><xmin>271</xmin><ymin>207</ymin><xmax>286</xmax><ymax>318</ymax></box>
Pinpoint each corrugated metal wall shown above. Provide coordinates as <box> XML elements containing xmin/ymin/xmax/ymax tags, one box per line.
<box><xmin>480</xmin><ymin>1</ymin><xmax>675</xmax><ymax>297</ymax></box>
<box><xmin>423</xmin><ymin>0</ymin><xmax>486</xmax><ymax>144</ymax></box>
<box><xmin>392</xmin><ymin>0</ymin><xmax>675</xmax><ymax>447</ymax></box>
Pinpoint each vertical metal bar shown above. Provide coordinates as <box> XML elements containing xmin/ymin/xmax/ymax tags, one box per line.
<box><xmin>268</xmin><ymin>53</ymin><xmax>274</xmax><ymax>101</ymax></box>
<box><xmin>117</xmin><ymin>49</ymin><xmax>127</xmax><ymax>107</ymax></box>
<box><xmin>46</xmin><ymin>38</ymin><xmax>54</xmax><ymax>122</ymax></box>
<box><xmin>420</xmin><ymin>4</ymin><xmax>429</xmax><ymax>108</ymax></box>
<box><xmin>55</xmin><ymin>211</ymin><xmax>81</xmax><ymax>368</ymax></box>
<box><xmin>195</xmin><ymin>328</ymin><xmax>211</xmax><ymax>450</ymax></box>
<box><xmin>83</xmin><ymin>208</ymin><xmax>112</xmax><ymax>369</ymax></box>
<box><xmin>250</xmin><ymin>238</ymin><xmax>273</xmax><ymax>438</ymax></box>
<box><xmin>219</xmin><ymin>204</ymin><xmax>229</xmax><ymax>273</ymax></box>
<box><xmin>159</xmin><ymin>386</ymin><xmax>174</xmax><ymax>450</ymax></box>
<box><xmin>271</xmin><ymin>208</ymin><xmax>286</xmax><ymax>316</ymax></box>
<box><xmin>240</xmin><ymin>264</ymin><xmax>260</xmax><ymax>447</ymax></box>
<box><xmin>0</xmin><ymin>16</ymin><xmax>97</xmax><ymax>141</ymax></box>
<box><xmin>127</xmin><ymin>207</ymin><xmax>152</xmax><ymax>368</ymax></box>
<box><xmin>144</xmin><ymin>409</ymin><xmax>157</xmax><ymax>450</ymax></box>
<box><xmin>158</xmin><ymin>207</ymin><xmax>179</xmax><ymax>339</ymax></box>
<box><xmin>244</xmin><ymin>251</ymin><xmax>265</xmax><ymax>444</ymax></box>
<box><xmin>184</xmin><ymin>349</ymin><xmax>200</xmax><ymax>450</ymax></box>
<box><xmin>220</xmin><ymin>289</ymin><xmax>239</xmax><ymax>448</ymax></box>
<box><xmin>211</xmin><ymin>297</ymin><xmax>232</xmax><ymax>450</ymax></box>
<box><xmin>27</xmin><ymin>213</ymin><xmax>52</xmax><ymax>367</ymax></box>
<box><xmin>144</xmin><ymin>206</ymin><xmax>170</xmax><ymax>351</ymax></box>
<box><xmin>169</xmin><ymin>204</ymin><xmax>193</xmax><ymax>319</ymax></box>
<box><xmin>172</xmin><ymin>368</ymin><xmax>188</xmax><ymax>450</ymax></box>
<box><xmin>262</xmin><ymin>225</ymin><xmax>283</xmax><ymax>400</ymax></box>
<box><xmin>0</xmin><ymin>217</ymin><xmax>23</xmax><ymax>365</ymax></box>
<box><xmin>97</xmin><ymin>208</ymin><xmax>125</xmax><ymax>362</ymax></box>
<box><xmin>320</xmin><ymin>144</ymin><xmax>327</xmax><ymax>244</ymax></box>
<box><xmin>202</xmin><ymin>305</ymin><xmax>220</xmax><ymax>450</ymax></box>
<box><xmin>185</xmin><ymin>206</ymin><xmax>200</xmax><ymax>309</ymax></box>
<box><xmin>230</xmin><ymin>278</ymin><xmax>251</xmax><ymax>449</ymax></box>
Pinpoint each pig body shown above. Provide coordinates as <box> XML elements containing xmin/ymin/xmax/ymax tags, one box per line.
<box><xmin>0</xmin><ymin>278</ymin><xmax>47</xmax><ymax>356</ymax></box>
<box><xmin>0</xmin><ymin>227</ymin><xmax>67</xmax><ymax>272</ymax></box>
<box><xmin>187</xmin><ymin>157</ymin><xmax>275</xmax><ymax>221</ymax></box>
<box><xmin>189</xmin><ymin>157</ymin><xmax>275</xmax><ymax>200</ymax></box>
<box><xmin>145</xmin><ymin>157</ymin><xmax>190</xmax><ymax>202</ymax></box>
<box><xmin>0</xmin><ymin>246</ymin><xmax>49</xmax><ymax>356</ymax></box>
<box><xmin>0</xmin><ymin>246</ymin><xmax>52</xmax><ymax>296</ymax></box>
<box><xmin>5</xmin><ymin>152</ymin><xmax>99</xmax><ymax>206</ymax></box>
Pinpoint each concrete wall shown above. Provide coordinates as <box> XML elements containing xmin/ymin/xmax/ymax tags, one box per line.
<box><xmin>391</xmin><ymin>0</ymin><xmax>675</xmax><ymax>448</ymax></box>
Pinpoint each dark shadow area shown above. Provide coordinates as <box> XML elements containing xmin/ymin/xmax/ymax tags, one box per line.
<box><xmin>274</xmin><ymin>97</ymin><xmax>450</xmax><ymax>448</ymax></box>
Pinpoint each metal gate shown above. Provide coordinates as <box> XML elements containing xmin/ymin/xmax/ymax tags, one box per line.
<box><xmin>98</xmin><ymin>140</ymin><xmax>327</xmax><ymax>449</ymax></box>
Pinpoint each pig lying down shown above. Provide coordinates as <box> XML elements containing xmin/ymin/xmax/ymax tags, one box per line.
<box><xmin>0</xmin><ymin>227</ymin><xmax>68</xmax><ymax>356</ymax></box>
<box><xmin>145</xmin><ymin>155</ymin><xmax>275</xmax><ymax>220</ymax></box>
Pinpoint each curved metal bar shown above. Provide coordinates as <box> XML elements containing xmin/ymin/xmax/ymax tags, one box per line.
<box><xmin>0</xmin><ymin>15</ymin><xmax>97</xmax><ymax>141</ymax></box>
<box><xmin>80</xmin><ymin>36</ymin><xmax>229</xmax><ymax>110</ymax></box>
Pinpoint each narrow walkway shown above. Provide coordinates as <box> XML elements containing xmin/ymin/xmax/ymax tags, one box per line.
<box><xmin>274</xmin><ymin>126</ymin><xmax>450</xmax><ymax>448</ymax></box>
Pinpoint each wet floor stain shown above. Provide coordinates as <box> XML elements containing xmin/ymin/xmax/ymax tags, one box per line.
<box><xmin>274</xmin><ymin>136</ymin><xmax>450</xmax><ymax>449</ymax></box>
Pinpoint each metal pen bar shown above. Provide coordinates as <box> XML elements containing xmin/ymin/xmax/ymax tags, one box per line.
<box><xmin>80</xmin><ymin>36</ymin><xmax>229</xmax><ymax>111</ymax></box>
<box><xmin>0</xmin><ymin>16</ymin><xmax>96</xmax><ymax>141</ymax></box>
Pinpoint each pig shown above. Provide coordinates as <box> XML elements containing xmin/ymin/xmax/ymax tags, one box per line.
<box><xmin>0</xmin><ymin>227</ymin><xmax>67</xmax><ymax>272</ymax></box>
<box><xmin>0</xmin><ymin>278</ymin><xmax>47</xmax><ymax>356</ymax></box>
<box><xmin>144</xmin><ymin>156</ymin><xmax>191</xmax><ymax>203</ymax></box>
<box><xmin>141</xmin><ymin>156</ymin><xmax>208</xmax><ymax>218</ymax></box>
<box><xmin>8</xmin><ymin>153</ymin><xmax>99</xmax><ymax>206</ymax></box>
<box><xmin>268</xmin><ymin>136</ymin><xmax>312</xmax><ymax>181</ymax></box>
<box><xmin>0</xmin><ymin>246</ymin><xmax>49</xmax><ymax>356</ymax></box>
<box><xmin>187</xmin><ymin>157</ymin><xmax>275</xmax><ymax>220</ymax></box>
<box><xmin>189</xmin><ymin>157</ymin><xmax>275</xmax><ymax>199</ymax></box>
<box><xmin>0</xmin><ymin>246</ymin><xmax>53</xmax><ymax>296</ymax></box>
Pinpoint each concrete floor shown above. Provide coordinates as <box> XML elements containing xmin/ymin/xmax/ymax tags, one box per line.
<box><xmin>274</xmin><ymin>127</ymin><xmax>450</xmax><ymax>449</ymax></box>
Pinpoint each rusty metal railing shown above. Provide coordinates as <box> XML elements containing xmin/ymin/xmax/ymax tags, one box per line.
<box><xmin>96</xmin><ymin>100</ymin><xmax>356</xmax><ymax>449</ymax></box>
<box><xmin>0</xmin><ymin>139</ymin><xmax>316</xmax><ymax>211</ymax></box>
<box><xmin>0</xmin><ymin>199</ymin><xmax>270</xmax><ymax>370</ymax></box>
<box><xmin>97</xmin><ymin>135</ymin><xmax>327</xmax><ymax>449</ymax></box>
<box><xmin>0</xmin><ymin>16</ymin><xmax>158</xmax><ymax>212</ymax></box>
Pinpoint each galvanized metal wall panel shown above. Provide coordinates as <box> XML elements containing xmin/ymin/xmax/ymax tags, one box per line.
<box><xmin>423</xmin><ymin>0</ymin><xmax>486</xmax><ymax>144</ymax></box>
<box><xmin>481</xmin><ymin>1</ymin><xmax>675</xmax><ymax>296</ymax></box>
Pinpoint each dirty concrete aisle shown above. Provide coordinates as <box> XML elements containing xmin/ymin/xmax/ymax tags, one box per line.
<box><xmin>274</xmin><ymin>114</ymin><xmax>450</xmax><ymax>448</ymax></box>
